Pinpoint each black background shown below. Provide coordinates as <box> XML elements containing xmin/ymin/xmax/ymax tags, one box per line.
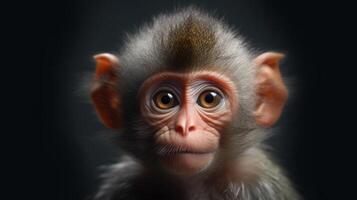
<box><xmin>24</xmin><ymin>0</ymin><xmax>355</xmax><ymax>199</ymax></box>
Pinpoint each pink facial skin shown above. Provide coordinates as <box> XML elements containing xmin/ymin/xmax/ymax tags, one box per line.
<box><xmin>138</xmin><ymin>71</ymin><xmax>238</xmax><ymax>175</ymax></box>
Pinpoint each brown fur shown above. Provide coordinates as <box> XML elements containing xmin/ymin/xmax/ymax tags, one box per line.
<box><xmin>165</xmin><ymin>15</ymin><xmax>216</xmax><ymax>70</ymax></box>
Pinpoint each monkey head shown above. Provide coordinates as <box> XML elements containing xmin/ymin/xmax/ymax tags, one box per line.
<box><xmin>89</xmin><ymin>10</ymin><xmax>287</xmax><ymax>177</ymax></box>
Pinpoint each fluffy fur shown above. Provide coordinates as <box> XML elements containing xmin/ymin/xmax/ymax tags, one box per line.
<box><xmin>93</xmin><ymin>7</ymin><xmax>300</xmax><ymax>200</ymax></box>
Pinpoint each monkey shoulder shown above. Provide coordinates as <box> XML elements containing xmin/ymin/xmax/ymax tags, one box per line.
<box><xmin>93</xmin><ymin>157</ymin><xmax>141</xmax><ymax>200</ymax></box>
<box><xmin>94</xmin><ymin>157</ymin><xmax>184</xmax><ymax>200</ymax></box>
<box><xmin>236</xmin><ymin>148</ymin><xmax>301</xmax><ymax>200</ymax></box>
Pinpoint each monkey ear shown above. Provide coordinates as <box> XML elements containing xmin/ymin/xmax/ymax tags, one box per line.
<box><xmin>91</xmin><ymin>53</ymin><xmax>122</xmax><ymax>129</ymax></box>
<box><xmin>253</xmin><ymin>52</ymin><xmax>288</xmax><ymax>127</ymax></box>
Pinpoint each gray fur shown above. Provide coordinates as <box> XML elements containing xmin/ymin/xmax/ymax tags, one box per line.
<box><xmin>93</xmin><ymin>7</ymin><xmax>300</xmax><ymax>200</ymax></box>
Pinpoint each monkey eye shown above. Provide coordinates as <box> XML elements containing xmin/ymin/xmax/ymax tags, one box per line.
<box><xmin>153</xmin><ymin>91</ymin><xmax>178</xmax><ymax>110</ymax></box>
<box><xmin>197</xmin><ymin>90</ymin><xmax>222</xmax><ymax>109</ymax></box>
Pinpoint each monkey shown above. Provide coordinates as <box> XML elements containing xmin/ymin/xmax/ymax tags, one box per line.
<box><xmin>89</xmin><ymin>7</ymin><xmax>301</xmax><ymax>200</ymax></box>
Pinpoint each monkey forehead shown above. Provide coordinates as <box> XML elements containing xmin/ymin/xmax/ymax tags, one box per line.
<box><xmin>138</xmin><ymin>70</ymin><xmax>238</xmax><ymax>99</ymax></box>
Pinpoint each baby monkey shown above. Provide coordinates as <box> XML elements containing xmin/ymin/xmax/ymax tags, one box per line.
<box><xmin>90</xmin><ymin>7</ymin><xmax>300</xmax><ymax>200</ymax></box>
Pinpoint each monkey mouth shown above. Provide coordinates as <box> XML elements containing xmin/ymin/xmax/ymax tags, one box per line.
<box><xmin>155</xmin><ymin>143</ymin><xmax>216</xmax><ymax>174</ymax></box>
<box><xmin>155</xmin><ymin>144</ymin><xmax>215</xmax><ymax>156</ymax></box>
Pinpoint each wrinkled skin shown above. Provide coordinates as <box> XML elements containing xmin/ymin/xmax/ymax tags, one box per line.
<box><xmin>138</xmin><ymin>71</ymin><xmax>238</xmax><ymax>175</ymax></box>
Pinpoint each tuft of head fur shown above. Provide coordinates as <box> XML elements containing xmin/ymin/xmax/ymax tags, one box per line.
<box><xmin>165</xmin><ymin>15</ymin><xmax>216</xmax><ymax>69</ymax></box>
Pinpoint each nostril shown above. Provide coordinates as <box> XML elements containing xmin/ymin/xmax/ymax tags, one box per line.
<box><xmin>175</xmin><ymin>126</ymin><xmax>184</xmax><ymax>134</ymax></box>
<box><xmin>188</xmin><ymin>126</ymin><xmax>196</xmax><ymax>132</ymax></box>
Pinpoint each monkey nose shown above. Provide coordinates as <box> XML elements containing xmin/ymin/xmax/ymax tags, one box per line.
<box><xmin>175</xmin><ymin>109</ymin><xmax>197</xmax><ymax>136</ymax></box>
<box><xmin>175</xmin><ymin>106</ymin><xmax>198</xmax><ymax>136</ymax></box>
<box><xmin>175</xmin><ymin>123</ymin><xmax>196</xmax><ymax>136</ymax></box>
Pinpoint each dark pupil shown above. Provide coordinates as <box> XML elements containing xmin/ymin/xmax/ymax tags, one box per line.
<box><xmin>205</xmin><ymin>92</ymin><xmax>215</xmax><ymax>103</ymax></box>
<box><xmin>161</xmin><ymin>94</ymin><xmax>172</xmax><ymax>104</ymax></box>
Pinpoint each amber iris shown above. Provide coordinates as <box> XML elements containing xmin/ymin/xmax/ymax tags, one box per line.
<box><xmin>197</xmin><ymin>91</ymin><xmax>221</xmax><ymax>108</ymax></box>
<box><xmin>154</xmin><ymin>91</ymin><xmax>177</xmax><ymax>109</ymax></box>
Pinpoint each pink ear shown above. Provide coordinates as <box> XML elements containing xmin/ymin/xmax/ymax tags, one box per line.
<box><xmin>253</xmin><ymin>52</ymin><xmax>288</xmax><ymax>127</ymax></box>
<box><xmin>91</xmin><ymin>53</ymin><xmax>122</xmax><ymax>129</ymax></box>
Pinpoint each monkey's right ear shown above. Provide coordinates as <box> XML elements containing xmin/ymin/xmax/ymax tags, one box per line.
<box><xmin>91</xmin><ymin>53</ymin><xmax>122</xmax><ymax>129</ymax></box>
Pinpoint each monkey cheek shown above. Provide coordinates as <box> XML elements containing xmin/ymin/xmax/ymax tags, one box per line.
<box><xmin>159</xmin><ymin>153</ymin><xmax>215</xmax><ymax>176</ymax></box>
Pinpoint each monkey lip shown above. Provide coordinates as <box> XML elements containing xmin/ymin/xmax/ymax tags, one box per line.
<box><xmin>156</xmin><ymin>144</ymin><xmax>216</xmax><ymax>174</ymax></box>
<box><xmin>159</xmin><ymin>150</ymin><xmax>213</xmax><ymax>156</ymax></box>
<box><xmin>155</xmin><ymin>144</ymin><xmax>216</xmax><ymax>156</ymax></box>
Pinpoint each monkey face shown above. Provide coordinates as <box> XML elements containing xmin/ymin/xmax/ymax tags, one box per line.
<box><xmin>138</xmin><ymin>71</ymin><xmax>238</xmax><ymax>175</ymax></box>
<box><xmin>91</xmin><ymin>48</ymin><xmax>287</xmax><ymax>179</ymax></box>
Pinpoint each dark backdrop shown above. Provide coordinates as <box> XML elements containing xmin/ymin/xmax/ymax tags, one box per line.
<box><xmin>37</xmin><ymin>0</ymin><xmax>355</xmax><ymax>199</ymax></box>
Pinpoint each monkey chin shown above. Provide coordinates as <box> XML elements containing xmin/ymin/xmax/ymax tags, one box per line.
<box><xmin>158</xmin><ymin>152</ymin><xmax>215</xmax><ymax>176</ymax></box>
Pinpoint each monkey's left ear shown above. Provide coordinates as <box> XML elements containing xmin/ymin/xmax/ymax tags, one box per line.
<box><xmin>253</xmin><ymin>52</ymin><xmax>288</xmax><ymax>127</ymax></box>
<box><xmin>91</xmin><ymin>53</ymin><xmax>122</xmax><ymax>129</ymax></box>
